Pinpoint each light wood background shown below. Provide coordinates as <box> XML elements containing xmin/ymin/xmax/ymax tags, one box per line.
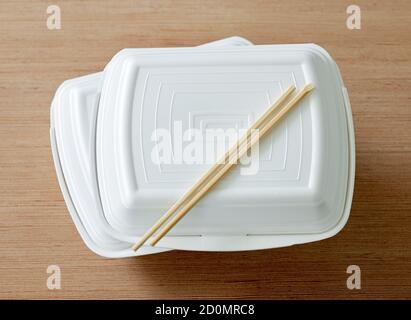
<box><xmin>0</xmin><ymin>0</ymin><xmax>410</xmax><ymax>299</ymax></box>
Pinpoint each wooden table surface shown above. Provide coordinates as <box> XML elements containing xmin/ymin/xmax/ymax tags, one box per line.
<box><xmin>1</xmin><ymin>0</ymin><xmax>410</xmax><ymax>299</ymax></box>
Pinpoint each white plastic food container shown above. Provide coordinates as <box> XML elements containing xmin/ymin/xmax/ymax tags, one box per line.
<box><xmin>51</xmin><ymin>38</ymin><xmax>355</xmax><ymax>258</ymax></box>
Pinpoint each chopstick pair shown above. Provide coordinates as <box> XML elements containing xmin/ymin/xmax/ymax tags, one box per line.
<box><xmin>132</xmin><ymin>83</ymin><xmax>314</xmax><ymax>251</ymax></box>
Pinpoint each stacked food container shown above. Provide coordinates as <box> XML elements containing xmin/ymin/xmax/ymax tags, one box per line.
<box><xmin>50</xmin><ymin>37</ymin><xmax>355</xmax><ymax>258</ymax></box>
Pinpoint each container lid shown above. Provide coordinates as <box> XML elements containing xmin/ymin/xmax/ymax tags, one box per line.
<box><xmin>96</xmin><ymin>44</ymin><xmax>350</xmax><ymax>239</ymax></box>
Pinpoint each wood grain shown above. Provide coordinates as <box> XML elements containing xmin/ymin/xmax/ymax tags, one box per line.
<box><xmin>0</xmin><ymin>0</ymin><xmax>410</xmax><ymax>299</ymax></box>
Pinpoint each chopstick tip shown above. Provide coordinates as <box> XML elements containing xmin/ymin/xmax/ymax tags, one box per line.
<box><xmin>304</xmin><ymin>83</ymin><xmax>315</xmax><ymax>92</ymax></box>
<box><xmin>286</xmin><ymin>84</ymin><xmax>296</xmax><ymax>92</ymax></box>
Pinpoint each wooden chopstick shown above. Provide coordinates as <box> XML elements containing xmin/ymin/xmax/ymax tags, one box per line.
<box><xmin>149</xmin><ymin>83</ymin><xmax>315</xmax><ymax>247</ymax></box>
<box><xmin>131</xmin><ymin>84</ymin><xmax>296</xmax><ymax>251</ymax></box>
